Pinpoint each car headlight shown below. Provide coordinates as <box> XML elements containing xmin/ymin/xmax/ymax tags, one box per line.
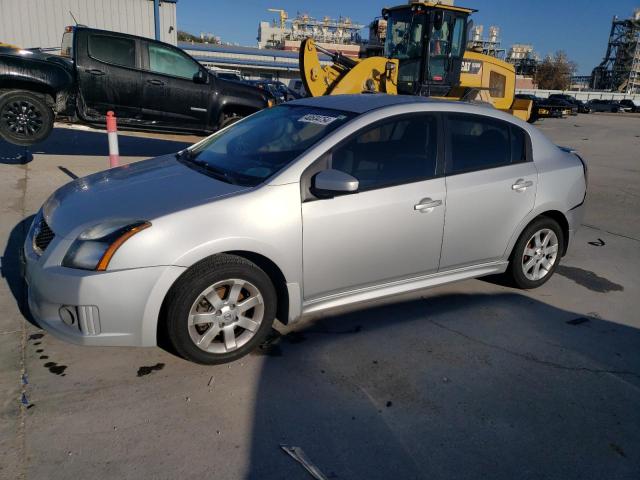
<box><xmin>539</xmin><ymin>108</ymin><xmax>548</xmax><ymax>114</ymax></box>
<box><xmin>62</xmin><ymin>220</ymin><xmax>151</xmax><ymax>271</ymax></box>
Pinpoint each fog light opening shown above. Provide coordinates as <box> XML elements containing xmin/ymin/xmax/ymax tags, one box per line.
<box><xmin>59</xmin><ymin>306</ymin><xmax>77</xmax><ymax>327</ymax></box>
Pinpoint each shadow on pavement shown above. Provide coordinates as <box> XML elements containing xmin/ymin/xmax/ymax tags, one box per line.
<box><xmin>247</xmin><ymin>292</ymin><xmax>640</xmax><ymax>479</ymax></box>
<box><xmin>1</xmin><ymin>215</ymin><xmax>37</xmax><ymax>325</ymax></box>
<box><xmin>0</xmin><ymin>126</ymin><xmax>193</xmax><ymax>162</ymax></box>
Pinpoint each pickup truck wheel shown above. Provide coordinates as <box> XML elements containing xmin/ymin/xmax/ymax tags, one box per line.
<box><xmin>219</xmin><ymin>113</ymin><xmax>243</xmax><ymax>129</ymax></box>
<box><xmin>164</xmin><ymin>254</ymin><xmax>277</xmax><ymax>364</ymax></box>
<box><xmin>0</xmin><ymin>91</ymin><xmax>54</xmax><ymax>146</ymax></box>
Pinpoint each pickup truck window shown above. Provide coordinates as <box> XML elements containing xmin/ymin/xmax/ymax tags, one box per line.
<box><xmin>148</xmin><ymin>44</ymin><xmax>200</xmax><ymax>79</ymax></box>
<box><xmin>88</xmin><ymin>35</ymin><xmax>135</xmax><ymax>68</ymax></box>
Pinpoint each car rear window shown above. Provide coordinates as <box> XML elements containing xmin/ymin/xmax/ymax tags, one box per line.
<box><xmin>88</xmin><ymin>34</ymin><xmax>135</xmax><ymax>68</ymax></box>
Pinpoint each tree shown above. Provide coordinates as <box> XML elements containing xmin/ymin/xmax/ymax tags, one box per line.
<box><xmin>177</xmin><ymin>30</ymin><xmax>220</xmax><ymax>44</ymax></box>
<box><xmin>534</xmin><ymin>51</ymin><xmax>577</xmax><ymax>90</ymax></box>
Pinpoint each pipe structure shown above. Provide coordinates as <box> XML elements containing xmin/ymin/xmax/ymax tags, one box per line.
<box><xmin>154</xmin><ymin>0</ymin><xmax>161</xmax><ymax>41</ymax></box>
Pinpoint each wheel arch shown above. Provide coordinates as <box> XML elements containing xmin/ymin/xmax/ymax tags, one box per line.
<box><xmin>0</xmin><ymin>81</ymin><xmax>57</xmax><ymax>105</ymax></box>
<box><xmin>536</xmin><ymin>210</ymin><xmax>570</xmax><ymax>256</ymax></box>
<box><xmin>225</xmin><ymin>250</ymin><xmax>290</xmax><ymax>325</ymax></box>
<box><xmin>507</xmin><ymin>209</ymin><xmax>570</xmax><ymax>260</ymax></box>
<box><xmin>156</xmin><ymin>250</ymin><xmax>293</xmax><ymax>346</ymax></box>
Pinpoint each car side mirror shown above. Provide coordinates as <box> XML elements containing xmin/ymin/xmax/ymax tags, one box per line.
<box><xmin>312</xmin><ymin>169</ymin><xmax>359</xmax><ymax>198</ymax></box>
<box><xmin>194</xmin><ymin>69</ymin><xmax>208</xmax><ymax>84</ymax></box>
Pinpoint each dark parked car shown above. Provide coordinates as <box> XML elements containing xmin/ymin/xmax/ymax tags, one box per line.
<box><xmin>515</xmin><ymin>94</ymin><xmax>565</xmax><ymax>122</ymax></box>
<box><xmin>619</xmin><ymin>99</ymin><xmax>639</xmax><ymax>113</ymax></box>
<box><xmin>0</xmin><ymin>27</ymin><xmax>272</xmax><ymax>145</ymax></box>
<box><xmin>548</xmin><ymin>94</ymin><xmax>591</xmax><ymax>113</ymax></box>
<box><xmin>588</xmin><ymin>99</ymin><xmax>621</xmax><ymax>113</ymax></box>
<box><xmin>245</xmin><ymin>80</ymin><xmax>301</xmax><ymax>104</ymax></box>
<box><xmin>544</xmin><ymin>97</ymin><xmax>578</xmax><ymax>116</ymax></box>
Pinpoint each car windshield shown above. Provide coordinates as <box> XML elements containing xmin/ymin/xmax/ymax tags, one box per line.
<box><xmin>182</xmin><ymin>105</ymin><xmax>354</xmax><ymax>186</ymax></box>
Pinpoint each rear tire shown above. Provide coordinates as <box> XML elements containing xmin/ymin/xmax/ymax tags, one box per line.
<box><xmin>164</xmin><ymin>254</ymin><xmax>277</xmax><ymax>364</ymax></box>
<box><xmin>507</xmin><ymin>217</ymin><xmax>564</xmax><ymax>289</ymax></box>
<box><xmin>0</xmin><ymin>91</ymin><xmax>54</xmax><ymax>146</ymax></box>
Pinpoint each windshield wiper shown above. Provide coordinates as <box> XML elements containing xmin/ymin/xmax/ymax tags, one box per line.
<box><xmin>184</xmin><ymin>156</ymin><xmax>239</xmax><ymax>185</ymax></box>
<box><xmin>175</xmin><ymin>149</ymin><xmax>193</xmax><ymax>161</ymax></box>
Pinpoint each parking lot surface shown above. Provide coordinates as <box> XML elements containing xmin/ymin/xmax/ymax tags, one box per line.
<box><xmin>1</xmin><ymin>114</ymin><xmax>639</xmax><ymax>479</ymax></box>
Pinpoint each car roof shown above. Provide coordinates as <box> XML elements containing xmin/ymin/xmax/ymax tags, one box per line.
<box><xmin>288</xmin><ymin>94</ymin><xmax>444</xmax><ymax>114</ymax></box>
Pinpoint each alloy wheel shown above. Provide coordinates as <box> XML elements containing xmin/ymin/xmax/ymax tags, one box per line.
<box><xmin>1</xmin><ymin>100</ymin><xmax>44</xmax><ymax>137</ymax></box>
<box><xmin>521</xmin><ymin>228</ymin><xmax>559</xmax><ymax>281</ymax></box>
<box><xmin>188</xmin><ymin>278</ymin><xmax>265</xmax><ymax>354</ymax></box>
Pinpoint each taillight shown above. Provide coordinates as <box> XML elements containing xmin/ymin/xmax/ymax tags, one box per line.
<box><xmin>575</xmin><ymin>152</ymin><xmax>588</xmax><ymax>188</ymax></box>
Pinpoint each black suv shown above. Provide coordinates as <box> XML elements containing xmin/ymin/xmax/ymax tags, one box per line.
<box><xmin>0</xmin><ymin>27</ymin><xmax>272</xmax><ymax>145</ymax></box>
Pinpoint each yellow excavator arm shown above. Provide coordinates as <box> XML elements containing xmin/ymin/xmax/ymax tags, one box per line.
<box><xmin>299</xmin><ymin>38</ymin><xmax>399</xmax><ymax>96</ymax></box>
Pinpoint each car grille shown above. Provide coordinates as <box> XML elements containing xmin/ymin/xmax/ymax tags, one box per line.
<box><xmin>33</xmin><ymin>217</ymin><xmax>55</xmax><ymax>254</ymax></box>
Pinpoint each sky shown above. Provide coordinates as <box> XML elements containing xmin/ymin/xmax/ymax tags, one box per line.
<box><xmin>176</xmin><ymin>0</ymin><xmax>640</xmax><ymax>75</ymax></box>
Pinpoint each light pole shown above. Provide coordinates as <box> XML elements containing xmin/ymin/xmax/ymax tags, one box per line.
<box><xmin>154</xmin><ymin>0</ymin><xmax>161</xmax><ymax>41</ymax></box>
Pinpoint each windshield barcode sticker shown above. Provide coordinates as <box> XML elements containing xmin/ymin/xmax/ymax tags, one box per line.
<box><xmin>298</xmin><ymin>114</ymin><xmax>339</xmax><ymax>125</ymax></box>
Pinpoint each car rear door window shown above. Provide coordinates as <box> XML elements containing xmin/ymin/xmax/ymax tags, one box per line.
<box><xmin>446</xmin><ymin>114</ymin><xmax>519</xmax><ymax>174</ymax></box>
<box><xmin>88</xmin><ymin>35</ymin><xmax>135</xmax><ymax>68</ymax></box>
<box><xmin>331</xmin><ymin>115</ymin><xmax>439</xmax><ymax>190</ymax></box>
<box><xmin>147</xmin><ymin>44</ymin><xmax>200</xmax><ymax>79</ymax></box>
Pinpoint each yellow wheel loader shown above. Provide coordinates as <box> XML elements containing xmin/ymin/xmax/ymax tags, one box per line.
<box><xmin>299</xmin><ymin>2</ymin><xmax>532</xmax><ymax>121</ymax></box>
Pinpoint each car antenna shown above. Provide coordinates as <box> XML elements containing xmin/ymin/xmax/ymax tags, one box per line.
<box><xmin>69</xmin><ymin>10</ymin><xmax>88</xmax><ymax>28</ymax></box>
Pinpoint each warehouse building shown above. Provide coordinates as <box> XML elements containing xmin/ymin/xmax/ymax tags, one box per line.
<box><xmin>182</xmin><ymin>42</ymin><xmax>332</xmax><ymax>82</ymax></box>
<box><xmin>0</xmin><ymin>0</ymin><xmax>177</xmax><ymax>50</ymax></box>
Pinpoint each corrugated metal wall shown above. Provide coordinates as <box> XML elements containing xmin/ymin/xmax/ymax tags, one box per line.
<box><xmin>0</xmin><ymin>0</ymin><xmax>177</xmax><ymax>49</ymax></box>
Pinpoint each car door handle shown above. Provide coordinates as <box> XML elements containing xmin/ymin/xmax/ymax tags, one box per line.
<box><xmin>512</xmin><ymin>179</ymin><xmax>534</xmax><ymax>192</ymax></box>
<box><xmin>147</xmin><ymin>79</ymin><xmax>165</xmax><ymax>86</ymax></box>
<box><xmin>414</xmin><ymin>198</ymin><xmax>443</xmax><ymax>212</ymax></box>
<box><xmin>85</xmin><ymin>68</ymin><xmax>105</xmax><ymax>76</ymax></box>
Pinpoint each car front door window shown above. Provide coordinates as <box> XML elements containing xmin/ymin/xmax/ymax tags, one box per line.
<box><xmin>329</xmin><ymin>115</ymin><xmax>438</xmax><ymax>191</ymax></box>
<box><xmin>147</xmin><ymin>44</ymin><xmax>200</xmax><ymax>79</ymax></box>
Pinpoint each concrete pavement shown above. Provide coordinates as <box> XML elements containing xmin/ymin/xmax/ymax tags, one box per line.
<box><xmin>0</xmin><ymin>114</ymin><xmax>639</xmax><ymax>479</ymax></box>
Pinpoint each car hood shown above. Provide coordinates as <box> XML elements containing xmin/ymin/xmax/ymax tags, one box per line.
<box><xmin>43</xmin><ymin>155</ymin><xmax>249</xmax><ymax>238</ymax></box>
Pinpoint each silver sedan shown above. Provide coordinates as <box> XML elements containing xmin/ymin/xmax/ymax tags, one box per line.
<box><xmin>24</xmin><ymin>95</ymin><xmax>587</xmax><ymax>364</ymax></box>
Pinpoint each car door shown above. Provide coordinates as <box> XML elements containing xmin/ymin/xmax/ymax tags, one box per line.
<box><xmin>139</xmin><ymin>41</ymin><xmax>210</xmax><ymax>128</ymax></box>
<box><xmin>302</xmin><ymin>113</ymin><xmax>446</xmax><ymax>300</ymax></box>
<box><xmin>439</xmin><ymin>113</ymin><xmax>537</xmax><ymax>270</ymax></box>
<box><xmin>75</xmin><ymin>30</ymin><xmax>141</xmax><ymax>119</ymax></box>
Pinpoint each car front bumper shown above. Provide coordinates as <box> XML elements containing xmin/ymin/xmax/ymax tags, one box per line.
<box><xmin>23</xmin><ymin>234</ymin><xmax>186</xmax><ymax>347</ymax></box>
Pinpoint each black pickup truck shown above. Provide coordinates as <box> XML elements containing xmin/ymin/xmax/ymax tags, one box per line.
<box><xmin>0</xmin><ymin>26</ymin><xmax>272</xmax><ymax>145</ymax></box>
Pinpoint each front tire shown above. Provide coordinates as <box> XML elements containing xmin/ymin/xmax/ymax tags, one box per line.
<box><xmin>219</xmin><ymin>112</ymin><xmax>243</xmax><ymax>129</ymax></box>
<box><xmin>0</xmin><ymin>91</ymin><xmax>54</xmax><ymax>146</ymax></box>
<box><xmin>507</xmin><ymin>217</ymin><xmax>564</xmax><ymax>289</ymax></box>
<box><xmin>164</xmin><ymin>254</ymin><xmax>277</xmax><ymax>364</ymax></box>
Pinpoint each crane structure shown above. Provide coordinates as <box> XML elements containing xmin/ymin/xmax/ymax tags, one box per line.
<box><xmin>591</xmin><ymin>9</ymin><xmax>640</xmax><ymax>94</ymax></box>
